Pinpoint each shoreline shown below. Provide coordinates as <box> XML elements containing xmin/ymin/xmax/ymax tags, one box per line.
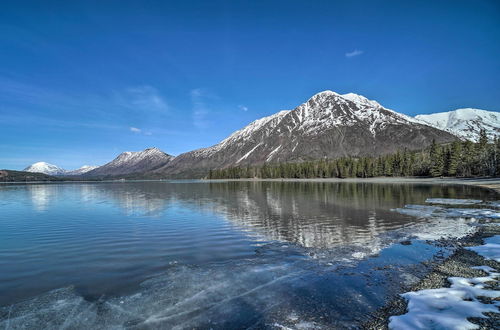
<box><xmin>3</xmin><ymin>176</ymin><xmax>500</xmax><ymax>192</ymax></box>
<box><xmin>208</xmin><ymin>177</ymin><xmax>500</xmax><ymax>194</ymax></box>
<box><xmin>363</xmin><ymin>223</ymin><xmax>500</xmax><ymax>329</ymax></box>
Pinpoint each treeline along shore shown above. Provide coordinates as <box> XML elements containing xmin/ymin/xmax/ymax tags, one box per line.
<box><xmin>208</xmin><ymin>129</ymin><xmax>500</xmax><ymax>180</ymax></box>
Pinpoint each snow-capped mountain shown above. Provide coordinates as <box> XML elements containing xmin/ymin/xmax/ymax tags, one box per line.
<box><xmin>86</xmin><ymin>147</ymin><xmax>174</xmax><ymax>177</ymax></box>
<box><xmin>415</xmin><ymin>108</ymin><xmax>500</xmax><ymax>142</ymax></box>
<box><xmin>24</xmin><ymin>162</ymin><xmax>67</xmax><ymax>175</ymax></box>
<box><xmin>65</xmin><ymin>165</ymin><xmax>99</xmax><ymax>176</ymax></box>
<box><xmin>23</xmin><ymin>163</ymin><xmax>99</xmax><ymax>176</ymax></box>
<box><xmin>155</xmin><ymin>91</ymin><xmax>457</xmax><ymax>177</ymax></box>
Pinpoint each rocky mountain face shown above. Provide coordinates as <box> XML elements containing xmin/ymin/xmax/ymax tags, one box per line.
<box><xmin>415</xmin><ymin>108</ymin><xmax>500</xmax><ymax>142</ymax></box>
<box><xmin>24</xmin><ymin>162</ymin><xmax>67</xmax><ymax>175</ymax></box>
<box><xmin>86</xmin><ymin>147</ymin><xmax>174</xmax><ymax>177</ymax></box>
<box><xmin>154</xmin><ymin>91</ymin><xmax>457</xmax><ymax>178</ymax></box>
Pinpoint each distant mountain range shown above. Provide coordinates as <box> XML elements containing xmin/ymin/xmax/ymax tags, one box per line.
<box><xmin>24</xmin><ymin>162</ymin><xmax>98</xmax><ymax>176</ymax></box>
<box><xmin>21</xmin><ymin>91</ymin><xmax>500</xmax><ymax>178</ymax></box>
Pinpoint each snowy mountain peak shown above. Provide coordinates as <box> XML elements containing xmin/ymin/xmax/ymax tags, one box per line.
<box><xmin>78</xmin><ymin>165</ymin><xmax>98</xmax><ymax>171</ymax></box>
<box><xmin>309</xmin><ymin>90</ymin><xmax>339</xmax><ymax>99</ymax></box>
<box><xmin>416</xmin><ymin>108</ymin><xmax>500</xmax><ymax>142</ymax></box>
<box><xmin>341</xmin><ymin>93</ymin><xmax>381</xmax><ymax>108</ymax></box>
<box><xmin>86</xmin><ymin>147</ymin><xmax>175</xmax><ymax>176</ymax></box>
<box><xmin>306</xmin><ymin>91</ymin><xmax>381</xmax><ymax>108</ymax></box>
<box><xmin>143</xmin><ymin>147</ymin><xmax>166</xmax><ymax>155</ymax></box>
<box><xmin>24</xmin><ymin>162</ymin><xmax>67</xmax><ymax>175</ymax></box>
<box><xmin>65</xmin><ymin>165</ymin><xmax>99</xmax><ymax>175</ymax></box>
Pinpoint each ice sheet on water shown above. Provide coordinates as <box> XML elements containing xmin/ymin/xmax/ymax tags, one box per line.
<box><xmin>398</xmin><ymin>217</ymin><xmax>477</xmax><ymax>241</ymax></box>
<box><xmin>0</xmin><ymin>237</ymin><xmax>452</xmax><ymax>330</ymax></box>
<box><xmin>0</xmin><ymin>244</ymin><xmax>371</xmax><ymax>329</ymax></box>
<box><xmin>486</xmin><ymin>201</ymin><xmax>500</xmax><ymax>209</ymax></box>
<box><xmin>0</xmin><ymin>287</ymin><xmax>97</xmax><ymax>329</ymax></box>
<box><xmin>392</xmin><ymin>205</ymin><xmax>442</xmax><ymax>218</ymax></box>
<box><xmin>390</xmin><ymin>235</ymin><xmax>500</xmax><ymax>329</ymax></box>
<box><xmin>393</xmin><ymin>204</ymin><xmax>500</xmax><ymax>219</ymax></box>
<box><xmin>426</xmin><ymin>198</ymin><xmax>483</xmax><ymax>205</ymax></box>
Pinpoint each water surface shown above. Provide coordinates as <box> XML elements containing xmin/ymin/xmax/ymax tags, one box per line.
<box><xmin>0</xmin><ymin>181</ymin><xmax>496</xmax><ymax>328</ymax></box>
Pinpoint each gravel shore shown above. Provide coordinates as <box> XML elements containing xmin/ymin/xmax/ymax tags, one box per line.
<box><xmin>362</xmin><ymin>222</ymin><xmax>500</xmax><ymax>329</ymax></box>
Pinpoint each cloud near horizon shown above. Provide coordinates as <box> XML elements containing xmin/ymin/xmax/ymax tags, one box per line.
<box><xmin>129</xmin><ymin>127</ymin><xmax>141</xmax><ymax>133</ymax></box>
<box><xmin>345</xmin><ymin>49</ymin><xmax>364</xmax><ymax>58</ymax></box>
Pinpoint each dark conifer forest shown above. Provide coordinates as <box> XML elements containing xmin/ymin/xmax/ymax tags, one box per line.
<box><xmin>208</xmin><ymin>130</ymin><xmax>499</xmax><ymax>179</ymax></box>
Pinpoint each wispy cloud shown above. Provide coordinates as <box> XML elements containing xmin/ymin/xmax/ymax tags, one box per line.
<box><xmin>121</xmin><ymin>85</ymin><xmax>168</xmax><ymax>112</ymax></box>
<box><xmin>190</xmin><ymin>88</ymin><xmax>212</xmax><ymax>129</ymax></box>
<box><xmin>345</xmin><ymin>49</ymin><xmax>364</xmax><ymax>58</ymax></box>
<box><xmin>129</xmin><ymin>127</ymin><xmax>155</xmax><ymax>136</ymax></box>
<box><xmin>238</xmin><ymin>105</ymin><xmax>248</xmax><ymax>112</ymax></box>
<box><xmin>0</xmin><ymin>78</ymin><xmax>167</xmax><ymax>127</ymax></box>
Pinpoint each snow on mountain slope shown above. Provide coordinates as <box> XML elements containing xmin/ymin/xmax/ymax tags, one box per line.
<box><xmin>24</xmin><ymin>162</ymin><xmax>67</xmax><ymax>175</ymax></box>
<box><xmin>65</xmin><ymin>165</ymin><xmax>99</xmax><ymax>176</ymax></box>
<box><xmin>155</xmin><ymin>91</ymin><xmax>457</xmax><ymax>177</ymax></box>
<box><xmin>416</xmin><ymin>108</ymin><xmax>500</xmax><ymax>142</ymax></box>
<box><xmin>24</xmin><ymin>163</ymin><xmax>100</xmax><ymax>176</ymax></box>
<box><xmin>86</xmin><ymin>147</ymin><xmax>174</xmax><ymax>176</ymax></box>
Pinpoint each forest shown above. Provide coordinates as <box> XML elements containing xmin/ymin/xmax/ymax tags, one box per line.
<box><xmin>208</xmin><ymin>130</ymin><xmax>500</xmax><ymax>179</ymax></box>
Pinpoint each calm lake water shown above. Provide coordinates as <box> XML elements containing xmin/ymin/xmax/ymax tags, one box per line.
<box><xmin>0</xmin><ymin>181</ymin><xmax>496</xmax><ymax>328</ymax></box>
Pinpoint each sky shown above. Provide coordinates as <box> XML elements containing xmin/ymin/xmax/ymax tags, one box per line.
<box><xmin>1</xmin><ymin>0</ymin><xmax>499</xmax><ymax>170</ymax></box>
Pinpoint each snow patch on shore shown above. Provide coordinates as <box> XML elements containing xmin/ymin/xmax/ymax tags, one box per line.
<box><xmin>466</xmin><ymin>236</ymin><xmax>500</xmax><ymax>262</ymax></box>
<box><xmin>390</xmin><ymin>235</ymin><xmax>500</xmax><ymax>329</ymax></box>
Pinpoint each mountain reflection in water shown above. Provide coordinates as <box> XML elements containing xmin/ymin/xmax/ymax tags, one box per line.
<box><xmin>23</xmin><ymin>181</ymin><xmax>492</xmax><ymax>249</ymax></box>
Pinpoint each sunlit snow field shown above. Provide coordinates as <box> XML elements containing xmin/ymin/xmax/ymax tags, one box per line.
<box><xmin>0</xmin><ymin>181</ymin><xmax>498</xmax><ymax>329</ymax></box>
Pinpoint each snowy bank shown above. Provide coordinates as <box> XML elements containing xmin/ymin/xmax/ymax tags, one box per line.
<box><xmin>389</xmin><ymin>235</ymin><xmax>500</xmax><ymax>329</ymax></box>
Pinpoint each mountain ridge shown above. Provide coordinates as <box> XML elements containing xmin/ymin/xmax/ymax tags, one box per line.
<box><xmin>21</xmin><ymin>92</ymin><xmax>500</xmax><ymax>179</ymax></box>
<box><xmin>152</xmin><ymin>91</ymin><xmax>458</xmax><ymax>178</ymax></box>
<box><xmin>85</xmin><ymin>147</ymin><xmax>175</xmax><ymax>177</ymax></box>
<box><xmin>23</xmin><ymin>162</ymin><xmax>99</xmax><ymax>176</ymax></box>
<box><xmin>416</xmin><ymin>108</ymin><xmax>500</xmax><ymax>142</ymax></box>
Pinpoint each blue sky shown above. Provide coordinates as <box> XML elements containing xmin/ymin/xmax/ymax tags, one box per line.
<box><xmin>1</xmin><ymin>0</ymin><xmax>499</xmax><ymax>170</ymax></box>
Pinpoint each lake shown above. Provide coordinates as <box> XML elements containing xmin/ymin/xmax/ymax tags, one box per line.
<box><xmin>0</xmin><ymin>181</ymin><xmax>496</xmax><ymax>328</ymax></box>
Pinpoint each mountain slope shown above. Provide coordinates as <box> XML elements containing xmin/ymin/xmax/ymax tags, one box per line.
<box><xmin>65</xmin><ymin>165</ymin><xmax>99</xmax><ymax>176</ymax></box>
<box><xmin>86</xmin><ymin>147</ymin><xmax>174</xmax><ymax>177</ymax></box>
<box><xmin>416</xmin><ymin>108</ymin><xmax>500</xmax><ymax>142</ymax></box>
<box><xmin>154</xmin><ymin>91</ymin><xmax>457</xmax><ymax>178</ymax></box>
<box><xmin>24</xmin><ymin>162</ymin><xmax>67</xmax><ymax>175</ymax></box>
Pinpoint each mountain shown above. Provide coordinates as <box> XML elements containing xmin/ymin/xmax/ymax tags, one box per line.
<box><xmin>86</xmin><ymin>147</ymin><xmax>174</xmax><ymax>177</ymax></box>
<box><xmin>154</xmin><ymin>91</ymin><xmax>457</xmax><ymax>178</ymax></box>
<box><xmin>24</xmin><ymin>162</ymin><xmax>67</xmax><ymax>175</ymax></box>
<box><xmin>23</xmin><ymin>162</ymin><xmax>99</xmax><ymax>176</ymax></box>
<box><xmin>415</xmin><ymin>108</ymin><xmax>500</xmax><ymax>142</ymax></box>
<box><xmin>65</xmin><ymin>165</ymin><xmax>99</xmax><ymax>176</ymax></box>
